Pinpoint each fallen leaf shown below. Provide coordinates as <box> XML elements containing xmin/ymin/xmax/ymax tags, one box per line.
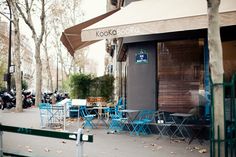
<box><xmin>157</xmin><ymin>146</ymin><xmax>163</xmax><ymax>150</ymax></box>
<box><xmin>199</xmin><ymin>149</ymin><xmax>207</xmax><ymax>153</ymax></box>
<box><xmin>28</xmin><ymin>149</ymin><xmax>32</xmax><ymax>152</ymax></box>
<box><xmin>174</xmin><ymin>139</ymin><xmax>181</xmax><ymax>143</ymax></box>
<box><xmin>194</xmin><ymin>146</ymin><xmax>200</xmax><ymax>150</ymax></box>
<box><xmin>62</xmin><ymin>141</ymin><xmax>66</xmax><ymax>144</ymax></box>
<box><xmin>151</xmin><ymin>143</ymin><xmax>156</xmax><ymax>147</ymax></box>
<box><xmin>44</xmin><ymin>148</ymin><xmax>50</xmax><ymax>152</ymax></box>
<box><xmin>186</xmin><ymin>146</ymin><xmax>191</xmax><ymax>150</ymax></box>
<box><xmin>170</xmin><ymin>152</ymin><xmax>176</xmax><ymax>155</ymax></box>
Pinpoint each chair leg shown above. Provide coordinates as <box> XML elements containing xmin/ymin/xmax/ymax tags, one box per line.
<box><xmin>156</xmin><ymin>124</ymin><xmax>166</xmax><ymax>137</ymax></box>
<box><xmin>83</xmin><ymin>117</ymin><xmax>96</xmax><ymax>129</ymax></box>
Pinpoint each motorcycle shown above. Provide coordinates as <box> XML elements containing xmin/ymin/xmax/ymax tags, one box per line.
<box><xmin>0</xmin><ymin>91</ymin><xmax>16</xmax><ymax>110</ymax></box>
<box><xmin>22</xmin><ymin>91</ymin><xmax>33</xmax><ymax>108</ymax></box>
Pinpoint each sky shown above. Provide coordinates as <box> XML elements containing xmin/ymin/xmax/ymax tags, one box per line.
<box><xmin>1</xmin><ymin>0</ymin><xmax>107</xmax><ymax>76</ymax></box>
<box><xmin>81</xmin><ymin>0</ymin><xmax>107</xmax><ymax>76</ymax></box>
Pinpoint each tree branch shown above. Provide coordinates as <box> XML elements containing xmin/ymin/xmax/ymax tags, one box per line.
<box><xmin>39</xmin><ymin>0</ymin><xmax>45</xmax><ymax>44</ymax></box>
<box><xmin>16</xmin><ymin>2</ymin><xmax>36</xmax><ymax>36</ymax></box>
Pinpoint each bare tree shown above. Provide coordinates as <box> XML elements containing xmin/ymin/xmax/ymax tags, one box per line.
<box><xmin>7</xmin><ymin>0</ymin><xmax>23</xmax><ymax>112</ymax></box>
<box><xmin>207</xmin><ymin>0</ymin><xmax>225</xmax><ymax>156</ymax></box>
<box><xmin>0</xmin><ymin>34</ymin><xmax>8</xmax><ymax>88</ymax></box>
<box><xmin>16</xmin><ymin>0</ymin><xmax>45</xmax><ymax>106</ymax></box>
<box><xmin>42</xmin><ymin>27</ymin><xmax>53</xmax><ymax>92</ymax></box>
<box><xmin>49</xmin><ymin>0</ymin><xmax>88</xmax><ymax>81</ymax></box>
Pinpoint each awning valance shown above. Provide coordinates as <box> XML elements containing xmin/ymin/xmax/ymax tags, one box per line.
<box><xmin>81</xmin><ymin>0</ymin><xmax>236</xmax><ymax>41</ymax></box>
<box><xmin>60</xmin><ymin>8</ymin><xmax>120</xmax><ymax>56</ymax></box>
<box><xmin>61</xmin><ymin>0</ymin><xmax>236</xmax><ymax>56</ymax></box>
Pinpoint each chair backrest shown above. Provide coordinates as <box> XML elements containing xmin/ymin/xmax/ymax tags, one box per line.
<box><xmin>103</xmin><ymin>107</ymin><xmax>110</xmax><ymax>113</ymax></box>
<box><xmin>137</xmin><ymin>110</ymin><xmax>156</xmax><ymax>122</ymax></box>
<box><xmin>39</xmin><ymin>103</ymin><xmax>51</xmax><ymax>109</ymax></box>
<box><xmin>79</xmin><ymin>106</ymin><xmax>91</xmax><ymax>117</ymax></box>
<box><xmin>114</xmin><ymin>97</ymin><xmax>125</xmax><ymax>116</ymax></box>
<box><xmin>159</xmin><ymin>111</ymin><xmax>175</xmax><ymax>124</ymax></box>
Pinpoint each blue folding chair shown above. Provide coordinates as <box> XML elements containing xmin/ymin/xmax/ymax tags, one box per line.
<box><xmin>108</xmin><ymin>98</ymin><xmax>128</xmax><ymax>132</ymax></box>
<box><xmin>130</xmin><ymin>110</ymin><xmax>155</xmax><ymax>136</ymax></box>
<box><xmin>155</xmin><ymin>111</ymin><xmax>175</xmax><ymax>137</ymax></box>
<box><xmin>39</xmin><ymin>103</ymin><xmax>51</xmax><ymax>128</ymax></box>
<box><xmin>80</xmin><ymin>106</ymin><xmax>96</xmax><ymax>129</ymax></box>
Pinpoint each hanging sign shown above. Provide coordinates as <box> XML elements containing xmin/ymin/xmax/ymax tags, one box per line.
<box><xmin>135</xmin><ymin>49</ymin><xmax>148</xmax><ymax>64</ymax></box>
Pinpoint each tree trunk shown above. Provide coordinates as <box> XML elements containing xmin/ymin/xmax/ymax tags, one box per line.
<box><xmin>9</xmin><ymin>0</ymin><xmax>23</xmax><ymax>112</ymax></box>
<box><xmin>45</xmin><ymin>50</ymin><xmax>53</xmax><ymax>92</ymax></box>
<box><xmin>43</xmin><ymin>31</ymin><xmax>53</xmax><ymax>92</ymax></box>
<box><xmin>16</xmin><ymin>0</ymin><xmax>45</xmax><ymax>107</ymax></box>
<box><xmin>207</xmin><ymin>0</ymin><xmax>225</xmax><ymax>156</ymax></box>
<box><xmin>35</xmin><ymin>44</ymin><xmax>42</xmax><ymax>107</ymax></box>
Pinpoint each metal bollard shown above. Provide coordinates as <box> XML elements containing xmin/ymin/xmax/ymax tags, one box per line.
<box><xmin>76</xmin><ymin>128</ymin><xmax>84</xmax><ymax>157</ymax></box>
<box><xmin>76</xmin><ymin>128</ymin><xmax>93</xmax><ymax>157</ymax></box>
<box><xmin>0</xmin><ymin>128</ymin><xmax>3</xmax><ymax>157</ymax></box>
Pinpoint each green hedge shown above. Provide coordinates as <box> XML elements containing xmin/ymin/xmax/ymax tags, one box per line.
<box><xmin>69</xmin><ymin>74</ymin><xmax>114</xmax><ymax>101</ymax></box>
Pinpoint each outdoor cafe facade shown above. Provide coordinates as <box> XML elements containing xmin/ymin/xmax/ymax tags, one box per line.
<box><xmin>61</xmin><ymin>0</ymin><xmax>236</xmax><ymax>115</ymax></box>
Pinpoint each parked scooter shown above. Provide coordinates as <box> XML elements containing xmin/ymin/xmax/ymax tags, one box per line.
<box><xmin>22</xmin><ymin>90</ymin><xmax>33</xmax><ymax>108</ymax></box>
<box><xmin>0</xmin><ymin>91</ymin><xmax>16</xmax><ymax>110</ymax></box>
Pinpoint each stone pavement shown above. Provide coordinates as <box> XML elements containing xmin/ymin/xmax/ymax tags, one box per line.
<box><xmin>0</xmin><ymin>107</ymin><xmax>210</xmax><ymax>157</ymax></box>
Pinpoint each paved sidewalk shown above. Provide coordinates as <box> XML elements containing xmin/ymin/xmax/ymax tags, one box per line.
<box><xmin>0</xmin><ymin>108</ymin><xmax>210</xmax><ymax>157</ymax></box>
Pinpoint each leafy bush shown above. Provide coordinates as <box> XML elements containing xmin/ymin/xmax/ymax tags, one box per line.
<box><xmin>0</xmin><ymin>62</ymin><xmax>7</xmax><ymax>90</ymax></box>
<box><xmin>69</xmin><ymin>73</ymin><xmax>114</xmax><ymax>101</ymax></box>
<box><xmin>22</xmin><ymin>80</ymin><xmax>28</xmax><ymax>90</ymax></box>
<box><xmin>69</xmin><ymin>73</ymin><xmax>93</xmax><ymax>99</ymax></box>
<box><xmin>99</xmin><ymin>75</ymin><xmax>114</xmax><ymax>101</ymax></box>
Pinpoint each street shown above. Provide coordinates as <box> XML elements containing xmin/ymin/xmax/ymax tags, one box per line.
<box><xmin>0</xmin><ymin>108</ymin><xmax>210</xmax><ymax>157</ymax></box>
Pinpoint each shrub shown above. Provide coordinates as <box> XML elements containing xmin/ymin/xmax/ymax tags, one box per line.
<box><xmin>69</xmin><ymin>73</ymin><xmax>114</xmax><ymax>101</ymax></box>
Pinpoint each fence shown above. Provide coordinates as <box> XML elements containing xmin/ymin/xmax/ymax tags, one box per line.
<box><xmin>0</xmin><ymin>124</ymin><xmax>93</xmax><ymax>157</ymax></box>
<box><xmin>210</xmin><ymin>74</ymin><xmax>236</xmax><ymax>157</ymax></box>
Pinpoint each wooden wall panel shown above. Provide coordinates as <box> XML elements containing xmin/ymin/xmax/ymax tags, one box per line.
<box><xmin>158</xmin><ymin>40</ymin><xmax>203</xmax><ymax>113</ymax></box>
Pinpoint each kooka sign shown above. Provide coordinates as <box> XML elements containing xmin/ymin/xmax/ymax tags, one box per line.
<box><xmin>96</xmin><ymin>29</ymin><xmax>117</xmax><ymax>37</ymax></box>
<box><xmin>95</xmin><ymin>26</ymin><xmax>140</xmax><ymax>38</ymax></box>
<box><xmin>82</xmin><ymin>26</ymin><xmax>141</xmax><ymax>41</ymax></box>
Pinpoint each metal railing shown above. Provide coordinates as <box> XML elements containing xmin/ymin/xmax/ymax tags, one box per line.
<box><xmin>0</xmin><ymin>124</ymin><xmax>93</xmax><ymax>157</ymax></box>
<box><xmin>210</xmin><ymin>74</ymin><xmax>236</xmax><ymax>157</ymax></box>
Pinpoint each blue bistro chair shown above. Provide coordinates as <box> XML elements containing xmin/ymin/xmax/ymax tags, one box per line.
<box><xmin>130</xmin><ymin>110</ymin><xmax>155</xmax><ymax>136</ymax></box>
<box><xmin>80</xmin><ymin>106</ymin><xmax>96</xmax><ymax>129</ymax></box>
<box><xmin>155</xmin><ymin>111</ymin><xmax>175</xmax><ymax>137</ymax></box>
<box><xmin>109</xmin><ymin>112</ymin><xmax>128</xmax><ymax>132</ymax></box>
<box><xmin>108</xmin><ymin>98</ymin><xmax>127</xmax><ymax>132</ymax></box>
<box><xmin>39</xmin><ymin>103</ymin><xmax>51</xmax><ymax>128</ymax></box>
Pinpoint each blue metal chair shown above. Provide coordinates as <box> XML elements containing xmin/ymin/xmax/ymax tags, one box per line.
<box><xmin>103</xmin><ymin>107</ymin><xmax>111</xmax><ymax>121</ymax></box>
<box><xmin>108</xmin><ymin>98</ymin><xmax>128</xmax><ymax>132</ymax></box>
<box><xmin>39</xmin><ymin>103</ymin><xmax>51</xmax><ymax>128</ymax></box>
<box><xmin>130</xmin><ymin>110</ymin><xmax>155</xmax><ymax>136</ymax></box>
<box><xmin>80</xmin><ymin>106</ymin><xmax>96</xmax><ymax>129</ymax></box>
<box><xmin>155</xmin><ymin>111</ymin><xmax>175</xmax><ymax>137</ymax></box>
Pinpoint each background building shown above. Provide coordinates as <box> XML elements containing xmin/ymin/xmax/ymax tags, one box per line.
<box><xmin>19</xmin><ymin>35</ymin><xmax>34</xmax><ymax>90</ymax></box>
<box><xmin>0</xmin><ymin>16</ymin><xmax>34</xmax><ymax>91</ymax></box>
